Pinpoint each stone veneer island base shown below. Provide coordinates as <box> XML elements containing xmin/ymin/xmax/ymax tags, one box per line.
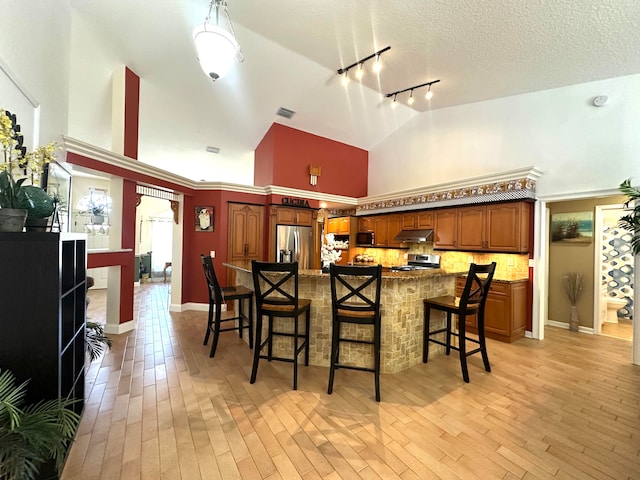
<box><xmin>225</xmin><ymin>261</ymin><xmax>465</xmax><ymax>374</ymax></box>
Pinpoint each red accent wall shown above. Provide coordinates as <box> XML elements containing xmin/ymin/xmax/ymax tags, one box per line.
<box><xmin>124</xmin><ymin>67</ymin><xmax>140</xmax><ymax>160</ymax></box>
<box><xmin>182</xmin><ymin>190</ymin><xmax>268</xmax><ymax>305</ymax></box>
<box><xmin>254</xmin><ymin>123</ymin><xmax>368</xmax><ymax>197</ymax></box>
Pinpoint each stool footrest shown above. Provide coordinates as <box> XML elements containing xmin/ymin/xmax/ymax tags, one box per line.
<box><xmin>337</xmin><ymin>337</ymin><xmax>374</xmax><ymax>346</ymax></box>
<box><xmin>333</xmin><ymin>364</ymin><xmax>375</xmax><ymax>373</ymax></box>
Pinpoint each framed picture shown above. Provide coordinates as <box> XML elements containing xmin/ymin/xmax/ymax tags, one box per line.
<box><xmin>195</xmin><ymin>206</ymin><xmax>214</xmax><ymax>232</ymax></box>
<box><xmin>551</xmin><ymin>211</ymin><xmax>593</xmax><ymax>243</ymax></box>
<box><xmin>42</xmin><ymin>161</ymin><xmax>72</xmax><ymax>233</ymax></box>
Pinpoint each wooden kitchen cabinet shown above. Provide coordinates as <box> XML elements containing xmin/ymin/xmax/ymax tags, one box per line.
<box><xmin>387</xmin><ymin>214</ymin><xmax>404</xmax><ymax>247</ymax></box>
<box><xmin>433</xmin><ymin>209</ymin><xmax>458</xmax><ymax>249</ymax></box>
<box><xmin>456</xmin><ymin>277</ymin><xmax>527</xmax><ymax>343</ymax></box>
<box><xmin>358</xmin><ymin>217</ymin><xmax>375</xmax><ymax>232</ymax></box>
<box><xmin>275</xmin><ymin>206</ymin><xmax>314</xmax><ymax>226</ymax></box>
<box><xmin>228</xmin><ymin>203</ymin><xmax>264</xmax><ymax>261</ymax></box>
<box><xmin>402</xmin><ymin>211</ymin><xmax>433</xmax><ymax>229</ymax></box>
<box><xmin>435</xmin><ymin>201</ymin><xmax>532</xmax><ymax>253</ymax></box>
<box><xmin>327</xmin><ymin>216</ymin><xmax>351</xmax><ymax>235</ymax></box>
<box><xmin>374</xmin><ymin>216</ymin><xmax>389</xmax><ymax>246</ymax></box>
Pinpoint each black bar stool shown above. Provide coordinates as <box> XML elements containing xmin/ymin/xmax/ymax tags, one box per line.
<box><xmin>422</xmin><ymin>262</ymin><xmax>496</xmax><ymax>382</ymax></box>
<box><xmin>328</xmin><ymin>263</ymin><xmax>383</xmax><ymax>402</ymax></box>
<box><xmin>200</xmin><ymin>254</ymin><xmax>254</xmax><ymax>358</ymax></box>
<box><xmin>250</xmin><ymin>261</ymin><xmax>311</xmax><ymax>390</ymax></box>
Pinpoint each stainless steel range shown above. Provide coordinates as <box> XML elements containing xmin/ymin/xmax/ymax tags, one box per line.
<box><xmin>391</xmin><ymin>254</ymin><xmax>441</xmax><ymax>271</ymax></box>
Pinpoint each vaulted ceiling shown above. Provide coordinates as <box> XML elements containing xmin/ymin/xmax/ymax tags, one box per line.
<box><xmin>69</xmin><ymin>0</ymin><xmax>640</xmax><ymax>184</ymax></box>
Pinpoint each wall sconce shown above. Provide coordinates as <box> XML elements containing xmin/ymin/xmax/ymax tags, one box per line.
<box><xmin>386</xmin><ymin>79</ymin><xmax>440</xmax><ymax>106</ymax></box>
<box><xmin>337</xmin><ymin>46</ymin><xmax>391</xmax><ymax>85</ymax></box>
<box><xmin>309</xmin><ymin>165</ymin><xmax>321</xmax><ymax>186</ymax></box>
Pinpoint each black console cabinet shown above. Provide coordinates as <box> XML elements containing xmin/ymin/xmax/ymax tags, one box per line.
<box><xmin>0</xmin><ymin>232</ymin><xmax>87</xmax><ymax>478</ymax></box>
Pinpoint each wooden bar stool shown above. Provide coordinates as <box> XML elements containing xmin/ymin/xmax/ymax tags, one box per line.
<box><xmin>250</xmin><ymin>261</ymin><xmax>311</xmax><ymax>390</ymax></box>
<box><xmin>422</xmin><ymin>262</ymin><xmax>496</xmax><ymax>382</ymax></box>
<box><xmin>200</xmin><ymin>254</ymin><xmax>254</xmax><ymax>358</ymax></box>
<box><xmin>328</xmin><ymin>263</ymin><xmax>383</xmax><ymax>401</ymax></box>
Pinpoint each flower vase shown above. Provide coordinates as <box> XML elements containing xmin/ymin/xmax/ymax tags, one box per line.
<box><xmin>0</xmin><ymin>208</ymin><xmax>27</xmax><ymax>232</ymax></box>
<box><xmin>569</xmin><ymin>305</ymin><xmax>579</xmax><ymax>332</ymax></box>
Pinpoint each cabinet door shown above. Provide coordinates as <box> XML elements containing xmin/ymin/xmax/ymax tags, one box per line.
<box><xmin>295</xmin><ymin>209</ymin><xmax>314</xmax><ymax>226</ymax></box>
<box><xmin>387</xmin><ymin>215</ymin><xmax>404</xmax><ymax>247</ymax></box>
<box><xmin>276</xmin><ymin>207</ymin><xmax>296</xmax><ymax>225</ymax></box>
<box><xmin>434</xmin><ymin>209</ymin><xmax>458</xmax><ymax>249</ymax></box>
<box><xmin>457</xmin><ymin>206</ymin><xmax>486</xmax><ymax>251</ymax></box>
<box><xmin>230</xmin><ymin>205</ymin><xmax>249</xmax><ymax>258</ymax></box>
<box><xmin>337</xmin><ymin>217</ymin><xmax>351</xmax><ymax>234</ymax></box>
<box><xmin>358</xmin><ymin>217</ymin><xmax>374</xmax><ymax>232</ymax></box>
<box><xmin>374</xmin><ymin>217</ymin><xmax>389</xmax><ymax>246</ymax></box>
<box><xmin>416</xmin><ymin>211</ymin><xmax>434</xmax><ymax>228</ymax></box>
<box><xmin>485</xmin><ymin>202</ymin><xmax>530</xmax><ymax>252</ymax></box>
<box><xmin>244</xmin><ymin>205</ymin><xmax>264</xmax><ymax>258</ymax></box>
<box><xmin>326</xmin><ymin>218</ymin><xmax>339</xmax><ymax>234</ymax></box>
<box><xmin>402</xmin><ymin>213</ymin><xmax>416</xmax><ymax>230</ymax></box>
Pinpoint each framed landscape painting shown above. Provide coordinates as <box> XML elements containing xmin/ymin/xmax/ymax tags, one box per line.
<box><xmin>550</xmin><ymin>211</ymin><xmax>593</xmax><ymax>243</ymax></box>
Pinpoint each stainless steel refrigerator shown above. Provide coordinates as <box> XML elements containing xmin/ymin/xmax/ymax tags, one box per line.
<box><xmin>276</xmin><ymin>225</ymin><xmax>313</xmax><ymax>269</ymax></box>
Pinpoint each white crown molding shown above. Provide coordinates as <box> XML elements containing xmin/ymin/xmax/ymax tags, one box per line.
<box><xmin>360</xmin><ymin>166</ymin><xmax>544</xmax><ymax>205</ymax></box>
<box><xmin>62</xmin><ymin>136</ymin><xmax>544</xmax><ymax>209</ymax></box>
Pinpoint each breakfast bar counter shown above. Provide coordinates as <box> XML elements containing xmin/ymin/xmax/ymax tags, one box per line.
<box><xmin>225</xmin><ymin>260</ymin><xmax>466</xmax><ymax>373</ymax></box>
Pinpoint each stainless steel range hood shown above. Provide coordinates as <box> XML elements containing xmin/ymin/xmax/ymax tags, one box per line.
<box><xmin>393</xmin><ymin>228</ymin><xmax>434</xmax><ymax>243</ymax></box>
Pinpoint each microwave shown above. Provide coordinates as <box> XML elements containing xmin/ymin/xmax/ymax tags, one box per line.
<box><xmin>356</xmin><ymin>231</ymin><xmax>375</xmax><ymax>246</ymax></box>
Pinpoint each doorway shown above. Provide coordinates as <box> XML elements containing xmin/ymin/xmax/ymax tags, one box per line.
<box><xmin>594</xmin><ymin>205</ymin><xmax>634</xmax><ymax>341</ymax></box>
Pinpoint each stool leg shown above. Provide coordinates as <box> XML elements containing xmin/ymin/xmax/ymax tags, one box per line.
<box><xmin>209</xmin><ymin>304</ymin><xmax>222</xmax><ymax>358</ymax></box>
<box><xmin>374</xmin><ymin>316</ymin><xmax>381</xmax><ymax>402</ymax></box>
<box><xmin>237</xmin><ymin>299</ymin><xmax>243</xmax><ymax>340</ymax></box>
<box><xmin>248</xmin><ymin>295</ymin><xmax>254</xmax><ymax>349</ymax></box>
<box><xmin>267</xmin><ymin>316</ymin><xmax>274</xmax><ymax>361</ymax></box>
<box><xmin>203</xmin><ymin>297</ymin><xmax>214</xmax><ymax>345</ymax></box>
<box><xmin>478</xmin><ymin>311</ymin><xmax>491</xmax><ymax>372</ymax></box>
<box><xmin>458</xmin><ymin>314</ymin><xmax>469</xmax><ymax>382</ymax></box>
<box><xmin>445</xmin><ymin>313</ymin><xmax>452</xmax><ymax>355</ymax></box>
<box><xmin>304</xmin><ymin>308</ymin><xmax>310</xmax><ymax>366</ymax></box>
<box><xmin>327</xmin><ymin>319</ymin><xmax>339</xmax><ymax>395</ymax></box>
<box><xmin>293</xmin><ymin>312</ymin><xmax>299</xmax><ymax>390</ymax></box>
<box><xmin>250</xmin><ymin>314</ymin><xmax>263</xmax><ymax>384</ymax></box>
<box><xmin>423</xmin><ymin>304</ymin><xmax>431</xmax><ymax>363</ymax></box>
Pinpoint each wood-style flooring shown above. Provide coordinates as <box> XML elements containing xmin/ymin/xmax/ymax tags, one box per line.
<box><xmin>62</xmin><ymin>283</ymin><xmax>640</xmax><ymax>479</ymax></box>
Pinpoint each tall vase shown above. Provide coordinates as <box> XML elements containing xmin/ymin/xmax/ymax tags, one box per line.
<box><xmin>0</xmin><ymin>208</ymin><xmax>27</xmax><ymax>232</ymax></box>
<box><xmin>569</xmin><ymin>305</ymin><xmax>579</xmax><ymax>332</ymax></box>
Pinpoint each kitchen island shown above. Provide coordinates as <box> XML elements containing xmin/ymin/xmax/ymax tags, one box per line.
<box><xmin>224</xmin><ymin>260</ymin><xmax>466</xmax><ymax>373</ymax></box>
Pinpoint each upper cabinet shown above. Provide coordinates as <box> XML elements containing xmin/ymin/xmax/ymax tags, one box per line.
<box><xmin>326</xmin><ymin>216</ymin><xmax>352</xmax><ymax>235</ymax></box>
<box><xmin>276</xmin><ymin>206</ymin><xmax>314</xmax><ymax>226</ymax></box>
<box><xmin>435</xmin><ymin>201</ymin><xmax>532</xmax><ymax>253</ymax></box>
<box><xmin>229</xmin><ymin>203</ymin><xmax>265</xmax><ymax>260</ymax></box>
<box><xmin>357</xmin><ymin>217</ymin><xmax>375</xmax><ymax>233</ymax></box>
<box><xmin>402</xmin><ymin>211</ymin><xmax>434</xmax><ymax>230</ymax></box>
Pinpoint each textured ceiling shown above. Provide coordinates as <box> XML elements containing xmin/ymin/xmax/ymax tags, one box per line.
<box><xmin>68</xmin><ymin>0</ymin><xmax>640</xmax><ymax>183</ymax></box>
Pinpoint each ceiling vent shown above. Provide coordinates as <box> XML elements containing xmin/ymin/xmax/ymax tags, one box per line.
<box><xmin>276</xmin><ymin>107</ymin><xmax>295</xmax><ymax>119</ymax></box>
<box><xmin>206</xmin><ymin>146</ymin><xmax>220</xmax><ymax>154</ymax></box>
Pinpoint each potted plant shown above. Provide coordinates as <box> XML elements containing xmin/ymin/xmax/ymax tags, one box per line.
<box><xmin>86</xmin><ymin>321</ymin><xmax>112</xmax><ymax>361</ymax></box>
<box><xmin>618</xmin><ymin>178</ymin><xmax>640</xmax><ymax>255</ymax></box>
<box><xmin>0</xmin><ymin>108</ymin><xmax>57</xmax><ymax>232</ymax></box>
<box><xmin>86</xmin><ymin>200</ymin><xmax>109</xmax><ymax>225</ymax></box>
<box><xmin>0</xmin><ymin>368</ymin><xmax>80</xmax><ymax>480</ymax></box>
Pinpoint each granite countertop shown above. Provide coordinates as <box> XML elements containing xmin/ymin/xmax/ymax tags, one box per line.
<box><xmin>223</xmin><ymin>260</ymin><xmax>465</xmax><ymax>280</ymax></box>
<box><xmin>458</xmin><ymin>273</ymin><xmax>529</xmax><ymax>283</ymax></box>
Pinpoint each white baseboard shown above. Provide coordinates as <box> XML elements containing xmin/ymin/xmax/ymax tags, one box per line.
<box><xmin>104</xmin><ymin>319</ymin><xmax>137</xmax><ymax>335</ymax></box>
<box><xmin>546</xmin><ymin>319</ymin><xmax>594</xmax><ymax>334</ymax></box>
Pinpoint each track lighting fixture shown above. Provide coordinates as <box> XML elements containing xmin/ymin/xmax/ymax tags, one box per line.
<box><xmin>341</xmin><ymin>71</ymin><xmax>350</xmax><ymax>87</ymax></box>
<box><xmin>336</xmin><ymin>46</ymin><xmax>390</xmax><ymax>83</ymax></box>
<box><xmin>391</xmin><ymin>94</ymin><xmax>398</xmax><ymax>108</ymax></box>
<box><xmin>193</xmin><ymin>0</ymin><xmax>243</xmax><ymax>81</ymax></box>
<box><xmin>385</xmin><ymin>79</ymin><xmax>440</xmax><ymax>107</ymax></box>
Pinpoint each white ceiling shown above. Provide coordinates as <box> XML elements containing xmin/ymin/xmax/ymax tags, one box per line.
<box><xmin>69</xmin><ymin>0</ymin><xmax>640</xmax><ymax>184</ymax></box>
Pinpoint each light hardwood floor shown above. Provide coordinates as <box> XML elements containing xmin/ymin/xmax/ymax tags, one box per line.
<box><xmin>63</xmin><ymin>283</ymin><xmax>640</xmax><ymax>479</ymax></box>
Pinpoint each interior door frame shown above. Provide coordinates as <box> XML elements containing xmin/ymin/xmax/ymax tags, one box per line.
<box><xmin>534</xmin><ymin>190</ymin><xmax>638</xmax><ymax>365</ymax></box>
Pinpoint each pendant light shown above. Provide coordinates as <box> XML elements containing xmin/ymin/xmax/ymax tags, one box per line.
<box><xmin>193</xmin><ymin>0</ymin><xmax>243</xmax><ymax>81</ymax></box>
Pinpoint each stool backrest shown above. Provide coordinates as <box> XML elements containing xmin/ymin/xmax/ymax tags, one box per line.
<box><xmin>251</xmin><ymin>261</ymin><xmax>301</xmax><ymax>312</ymax></box>
<box><xmin>329</xmin><ymin>264</ymin><xmax>382</xmax><ymax>318</ymax></box>
<box><xmin>459</xmin><ymin>262</ymin><xmax>497</xmax><ymax>312</ymax></box>
<box><xmin>200</xmin><ymin>254</ymin><xmax>223</xmax><ymax>303</ymax></box>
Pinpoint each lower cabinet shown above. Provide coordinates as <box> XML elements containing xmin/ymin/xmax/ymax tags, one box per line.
<box><xmin>456</xmin><ymin>277</ymin><xmax>527</xmax><ymax>343</ymax></box>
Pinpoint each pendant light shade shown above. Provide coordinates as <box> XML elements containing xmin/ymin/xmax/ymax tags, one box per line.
<box><xmin>193</xmin><ymin>1</ymin><xmax>242</xmax><ymax>81</ymax></box>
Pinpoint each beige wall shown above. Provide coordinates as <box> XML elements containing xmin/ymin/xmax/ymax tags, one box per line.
<box><xmin>548</xmin><ymin>195</ymin><xmax>627</xmax><ymax>328</ymax></box>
